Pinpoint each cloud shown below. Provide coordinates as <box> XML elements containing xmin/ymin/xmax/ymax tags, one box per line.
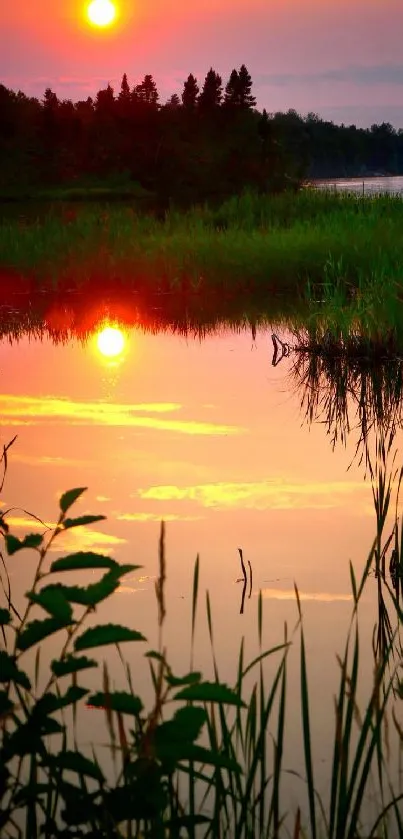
<box><xmin>261</xmin><ymin>588</ymin><xmax>353</xmax><ymax>603</ymax></box>
<box><xmin>257</xmin><ymin>64</ymin><xmax>403</xmax><ymax>89</ymax></box>
<box><xmin>6</xmin><ymin>515</ymin><xmax>125</xmax><ymax>553</ymax></box>
<box><xmin>5</xmin><ymin>516</ymin><xmax>54</xmax><ymax>531</ymax></box>
<box><xmin>138</xmin><ymin>479</ymin><xmax>367</xmax><ymax>511</ymax></box>
<box><xmin>0</xmin><ymin>395</ymin><xmax>242</xmax><ymax>437</ymax></box>
<box><xmin>49</xmin><ymin>528</ymin><xmax>126</xmax><ymax>553</ymax></box>
<box><xmin>12</xmin><ymin>453</ymin><xmax>89</xmax><ymax>468</ymax></box>
<box><xmin>116</xmin><ymin>512</ymin><xmax>203</xmax><ymax>522</ymax></box>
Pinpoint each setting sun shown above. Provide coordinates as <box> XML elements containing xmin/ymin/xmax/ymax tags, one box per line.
<box><xmin>97</xmin><ymin>326</ymin><xmax>125</xmax><ymax>358</ymax></box>
<box><xmin>86</xmin><ymin>0</ymin><xmax>117</xmax><ymax>27</ymax></box>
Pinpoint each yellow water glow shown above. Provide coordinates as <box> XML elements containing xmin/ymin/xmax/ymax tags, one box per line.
<box><xmin>97</xmin><ymin>326</ymin><xmax>125</xmax><ymax>358</ymax></box>
<box><xmin>87</xmin><ymin>0</ymin><xmax>116</xmax><ymax>27</ymax></box>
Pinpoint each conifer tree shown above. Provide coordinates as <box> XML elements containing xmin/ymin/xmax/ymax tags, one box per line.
<box><xmin>118</xmin><ymin>73</ymin><xmax>131</xmax><ymax>102</ymax></box>
<box><xmin>198</xmin><ymin>68</ymin><xmax>223</xmax><ymax>112</ymax></box>
<box><xmin>181</xmin><ymin>74</ymin><xmax>199</xmax><ymax>110</ymax></box>
<box><xmin>238</xmin><ymin>65</ymin><xmax>256</xmax><ymax>109</ymax></box>
<box><xmin>136</xmin><ymin>75</ymin><xmax>159</xmax><ymax>107</ymax></box>
<box><xmin>165</xmin><ymin>93</ymin><xmax>181</xmax><ymax>109</ymax></box>
<box><xmin>224</xmin><ymin>69</ymin><xmax>240</xmax><ymax>107</ymax></box>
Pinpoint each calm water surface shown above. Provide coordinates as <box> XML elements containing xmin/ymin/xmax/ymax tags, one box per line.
<box><xmin>1</xmin><ymin>323</ymin><xmax>401</xmax><ymax>817</ymax></box>
<box><xmin>314</xmin><ymin>174</ymin><xmax>403</xmax><ymax>195</ymax></box>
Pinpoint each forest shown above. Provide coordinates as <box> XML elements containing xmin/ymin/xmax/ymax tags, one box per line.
<box><xmin>1</xmin><ymin>66</ymin><xmax>403</xmax><ymax>203</ymax></box>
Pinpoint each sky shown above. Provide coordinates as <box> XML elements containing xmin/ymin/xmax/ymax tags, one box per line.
<box><xmin>2</xmin><ymin>0</ymin><xmax>403</xmax><ymax>128</ymax></box>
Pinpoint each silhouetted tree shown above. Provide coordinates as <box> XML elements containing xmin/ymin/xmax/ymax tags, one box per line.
<box><xmin>224</xmin><ymin>69</ymin><xmax>240</xmax><ymax>107</ymax></box>
<box><xmin>181</xmin><ymin>74</ymin><xmax>199</xmax><ymax>110</ymax></box>
<box><xmin>198</xmin><ymin>68</ymin><xmax>223</xmax><ymax>112</ymax></box>
<box><xmin>95</xmin><ymin>84</ymin><xmax>115</xmax><ymax>116</ymax></box>
<box><xmin>165</xmin><ymin>94</ymin><xmax>181</xmax><ymax>109</ymax></box>
<box><xmin>238</xmin><ymin>65</ymin><xmax>256</xmax><ymax>109</ymax></box>
<box><xmin>118</xmin><ymin>73</ymin><xmax>131</xmax><ymax>105</ymax></box>
<box><xmin>136</xmin><ymin>75</ymin><xmax>159</xmax><ymax>108</ymax></box>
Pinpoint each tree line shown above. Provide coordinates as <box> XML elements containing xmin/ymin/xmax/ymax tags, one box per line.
<box><xmin>1</xmin><ymin>66</ymin><xmax>403</xmax><ymax>203</ymax></box>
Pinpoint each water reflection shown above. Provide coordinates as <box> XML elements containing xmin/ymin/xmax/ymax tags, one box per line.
<box><xmin>281</xmin><ymin>327</ymin><xmax>403</xmax><ymax>464</ymax></box>
<box><xmin>274</xmin><ymin>327</ymin><xmax>403</xmax><ymax>679</ymax></box>
<box><xmin>1</xmin><ymin>306</ymin><xmax>402</xmax><ymax>827</ymax></box>
<box><xmin>96</xmin><ymin>325</ymin><xmax>126</xmax><ymax>359</ymax></box>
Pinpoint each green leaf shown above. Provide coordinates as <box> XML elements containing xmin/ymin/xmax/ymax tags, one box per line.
<box><xmin>3</xmin><ymin>717</ymin><xmax>64</xmax><ymax>760</ymax></box>
<box><xmin>43</xmin><ymin>750</ymin><xmax>105</xmax><ymax>783</ymax></box>
<box><xmin>5</xmin><ymin>533</ymin><xmax>43</xmax><ymax>555</ymax></box>
<box><xmin>0</xmin><ymin>690</ymin><xmax>14</xmax><ymax>718</ymax></box>
<box><xmin>27</xmin><ymin>587</ymin><xmax>73</xmax><ymax>622</ymax></box>
<box><xmin>172</xmin><ymin>706</ymin><xmax>207</xmax><ymax>739</ymax></box>
<box><xmin>35</xmin><ymin>687</ymin><xmax>88</xmax><ymax>715</ymax></box>
<box><xmin>178</xmin><ymin>743</ymin><xmax>242</xmax><ymax>771</ymax></box>
<box><xmin>50</xmin><ymin>552</ymin><xmax>118</xmax><ymax>573</ymax></box>
<box><xmin>17</xmin><ymin>617</ymin><xmax>69</xmax><ymax>651</ymax></box>
<box><xmin>34</xmin><ymin>575</ymin><xmax>119</xmax><ymax>608</ymax></box>
<box><xmin>173</xmin><ymin>681</ymin><xmax>246</xmax><ymax>707</ymax></box>
<box><xmin>59</xmin><ymin>487</ymin><xmax>87</xmax><ymax>514</ymax></box>
<box><xmin>87</xmin><ymin>691</ymin><xmax>143</xmax><ymax>715</ymax></box>
<box><xmin>165</xmin><ymin>671</ymin><xmax>202</xmax><ymax>687</ymax></box>
<box><xmin>74</xmin><ymin>624</ymin><xmax>146</xmax><ymax>651</ymax></box>
<box><xmin>0</xmin><ymin>651</ymin><xmax>31</xmax><ymax>689</ymax></box>
<box><xmin>153</xmin><ymin>708</ymin><xmax>206</xmax><ymax>763</ymax></box>
<box><xmin>0</xmin><ymin>609</ymin><xmax>11</xmax><ymax>625</ymax></box>
<box><xmin>63</xmin><ymin>515</ymin><xmax>106</xmax><ymax>530</ymax></box>
<box><xmin>51</xmin><ymin>655</ymin><xmax>98</xmax><ymax>678</ymax></box>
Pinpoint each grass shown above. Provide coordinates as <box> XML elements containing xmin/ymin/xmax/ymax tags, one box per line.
<box><xmin>0</xmin><ymin>172</ymin><xmax>154</xmax><ymax>203</ymax></box>
<box><xmin>1</xmin><ymin>190</ymin><xmax>403</xmax><ymax>304</ymax></box>
<box><xmin>0</xmin><ymin>433</ymin><xmax>402</xmax><ymax>838</ymax></box>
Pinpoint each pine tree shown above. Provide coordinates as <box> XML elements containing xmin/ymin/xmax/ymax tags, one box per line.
<box><xmin>238</xmin><ymin>65</ymin><xmax>256</xmax><ymax>109</ymax></box>
<box><xmin>165</xmin><ymin>93</ymin><xmax>181</xmax><ymax>109</ymax></box>
<box><xmin>181</xmin><ymin>74</ymin><xmax>199</xmax><ymax>110</ymax></box>
<box><xmin>136</xmin><ymin>75</ymin><xmax>159</xmax><ymax>107</ymax></box>
<box><xmin>224</xmin><ymin>69</ymin><xmax>240</xmax><ymax>107</ymax></box>
<box><xmin>95</xmin><ymin>83</ymin><xmax>115</xmax><ymax>115</ymax></box>
<box><xmin>43</xmin><ymin>88</ymin><xmax>59</xmax><ymax>112</ymax></box>
<box><xmin>118</xmin><ymin>73</ymin><xmax>130</xmax><ymax>102</ymax></box>
<box><xmin>198</xmin><ymin>68</ymin><xmax>223</xmax><ymax>112</ymax></box>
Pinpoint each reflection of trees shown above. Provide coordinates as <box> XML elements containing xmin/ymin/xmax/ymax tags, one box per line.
<box><xmin>283</xmin><ymin>328</ymin><xmax>403</xmax><ymax>464</ymax></box>
<box><xmin>276</xmin><ymin>328</ymin><xmax>403</xmax><ymax>677</ymax></box>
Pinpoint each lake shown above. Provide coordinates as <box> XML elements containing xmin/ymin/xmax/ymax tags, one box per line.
<box><xmin>314</xmin><ymin>174</ymin><xmax>403</xmax><ymax>196</ymax></box>
<box><xmin>1</xmin><ymin>312</ymin><xmax>402</xmax><ymax>829</ymax></box>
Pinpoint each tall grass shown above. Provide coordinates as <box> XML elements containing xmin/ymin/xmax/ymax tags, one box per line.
<box><xmin>1</xmin><ymin>191</ymin><xmax>403</xmax><ymax>302</ymax></box>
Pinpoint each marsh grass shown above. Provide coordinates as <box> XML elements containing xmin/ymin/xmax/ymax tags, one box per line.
<box><xmin>1</xmin><ymin>191</ymin><xmax>403</xmax><ymax>302</ymax></box>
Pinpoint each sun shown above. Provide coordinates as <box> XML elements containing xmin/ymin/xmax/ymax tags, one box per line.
<box><xmin>86</xmin><ymin>0</ymin><xmax>117</xmax><ymax>27</ymax></box>
<box><xmin>96</xmin><ymin>326</ymin><xmax>125</xmax><ymax>358</ymax></box>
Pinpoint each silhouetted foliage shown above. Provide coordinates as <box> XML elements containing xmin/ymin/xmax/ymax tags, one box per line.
<box><xmin>198</xmin><ymin>68</ymin><xmax>223</xmax><ymax>113</ymax></box>
<box><xmin>182</xmin><ymin>74</ymin><xmax>199</xmax><ymax>110</ymax></box>
<box><xmin>1</xmin><ymin>66</ymin><xmax>402</xmax><ymax>204</ymax></box>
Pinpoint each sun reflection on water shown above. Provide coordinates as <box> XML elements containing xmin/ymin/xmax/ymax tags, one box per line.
<box><xmin>96</xmin><ymin>326</ymin><xmax>126</xmax><ymax>359</ymax></box>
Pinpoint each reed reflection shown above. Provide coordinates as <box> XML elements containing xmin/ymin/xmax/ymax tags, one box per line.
<box><xmin>275</xmin><ymin>328</ymin><xmax>403</xmax><ymax>677</ymax></box>
<box><xmin>278</xmin><ymin>328</ymin><xmax>403</xmax><ymax>465</ymax></box>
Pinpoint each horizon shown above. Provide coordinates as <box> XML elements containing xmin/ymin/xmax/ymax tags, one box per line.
<box><xmin>2</xmin><ymin>1</ymin><xmax>403</xmax><ymax>131</ymax></box>
<box><xmin>2</xmin><ymin>73</ymin><xmax>403</xmax><ymax>134</ymax></box>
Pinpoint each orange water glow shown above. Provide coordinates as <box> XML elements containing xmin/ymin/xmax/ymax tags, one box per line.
<box><xmin>96</xmin><ymin>326</ymin><xmax>126</xmax><ymax>357</ymax></box>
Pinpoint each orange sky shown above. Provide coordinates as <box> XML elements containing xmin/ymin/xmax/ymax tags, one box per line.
<box><xmin>3</xmin><ymin>0</ymin><xmax>403</xmax><ymax>126</ymax></box>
